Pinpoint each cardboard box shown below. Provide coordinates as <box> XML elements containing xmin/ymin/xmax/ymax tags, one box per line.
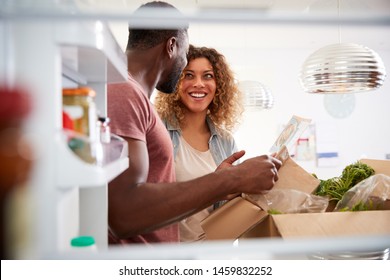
<box><xmin>360</xmin><ymin>158</ymin><xmax>390</xmax><ymax>176</ymax></box>
<box><xmin>201</xmin><ymin>157</ymin><xmax>390</xmax><ymax>241</ymax></box>
<box><xmin>242</xmin><ymin>210</ymin><xmax>390</xmax><ymax>239</ymax></box>
<box><xmin>201</xmin><ymin>146</ymin><xmax>321</xmax><ymax>240</ymax></box>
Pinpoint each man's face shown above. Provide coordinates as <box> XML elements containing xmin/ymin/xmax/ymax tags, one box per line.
<box><xmin>157</xmin><ymin>32</ymin><xmax>189</xmax><ymax>94</ymax></box>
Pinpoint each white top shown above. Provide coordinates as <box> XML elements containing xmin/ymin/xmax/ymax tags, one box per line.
<box><xmin>175</xmin><ymin>136</ymin><xmax>217</xmax><ymax>242</ymax></box>
<box><xmin>175</xmin><ymin>136</ymin><xmax>217</xmax><ymax>182</ymax></box>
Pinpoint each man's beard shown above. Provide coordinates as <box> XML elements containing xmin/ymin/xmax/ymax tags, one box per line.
<box><xmin>156</xmin><ymin>62</ymin><xmax>183</xmax><ymax>94</ymax></box>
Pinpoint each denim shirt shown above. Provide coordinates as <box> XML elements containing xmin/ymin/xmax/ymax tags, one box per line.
<box><xmin>164</xmin><ymin>117</ymin><xmax>239</xmax><ymax>209</ymax></box>
<box><xmin>163</xmin><ymin>117</ymin><xmax>238</xmax><ymax>166</ymax></box>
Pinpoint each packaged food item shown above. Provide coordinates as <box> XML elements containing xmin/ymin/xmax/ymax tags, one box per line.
<box><xmin>269</xmin><ymin>115</ymin><xmax>311</xmax><ymax>154</ymax></box>
<box><xmin>62</xmin><ymin>87</ymin><xmax>97</xmax><ymax>140</ymax></box>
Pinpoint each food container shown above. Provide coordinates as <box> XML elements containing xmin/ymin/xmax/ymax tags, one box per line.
<box><xmin>62</xmin><ymin>87</ymin><xmax>97</xmax><ymax>140</ymax></box>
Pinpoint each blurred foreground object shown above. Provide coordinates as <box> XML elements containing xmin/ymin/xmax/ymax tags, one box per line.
<box><xmin>0</xmin><ymin>85</ymin><xmax>33</xmax><ymax>259</ymax></box>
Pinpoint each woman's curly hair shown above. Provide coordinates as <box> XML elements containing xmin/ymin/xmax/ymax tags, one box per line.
<box><xmin>154</xmin><ymin>44</ymin><xmax>244</xmax><ymax>133</ymax></box>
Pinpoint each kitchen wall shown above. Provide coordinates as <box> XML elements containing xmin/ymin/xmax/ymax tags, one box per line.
<box><xmin>109</xmin><ymin>12</ymin><xmax>390</xmax><ymax>180</ymax></box>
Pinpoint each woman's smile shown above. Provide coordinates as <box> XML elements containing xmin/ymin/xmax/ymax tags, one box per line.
<box><xmin>189</xmin><ymin>92</ymin><xmax>207</xmax><ymax>98</ymax></box>
<box><xmin>179</xmin><ymin>57</ymin><xmax>216</xmax><ymax>112</ymax></box>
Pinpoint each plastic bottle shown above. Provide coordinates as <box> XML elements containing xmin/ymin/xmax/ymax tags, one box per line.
<box><xmin>98</xmin><ymin>116</ymin><xmax>111</xmax><ymax>144</ymax></box>
<box><xmin>70</xmin><ymin>236</ymin><xmax>97</xmax><ymax>251</ymax></box>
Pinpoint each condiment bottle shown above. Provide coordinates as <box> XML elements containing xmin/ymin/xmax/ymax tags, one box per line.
<box><xmin>98</xmin><ymin>116</ymin><xmax>111</xmax><ymax>144</ymax></box>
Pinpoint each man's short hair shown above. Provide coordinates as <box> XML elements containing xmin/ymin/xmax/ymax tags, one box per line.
<box><xmin>126</xmin><ymin>1</ymin><xmax>189</xmax><ymax>51</ymax></box>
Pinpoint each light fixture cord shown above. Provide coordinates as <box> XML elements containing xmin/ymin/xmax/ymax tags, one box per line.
<box><xmin>338</xmin><ymin>0</ymin><xmax>341</xmax><ymax>44</ymax></box>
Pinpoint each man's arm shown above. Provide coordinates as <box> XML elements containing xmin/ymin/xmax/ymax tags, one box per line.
<box><xmin>108</xmin><ymin>137</ymin><xmax>281</xmax><ymax>239</ymax></box>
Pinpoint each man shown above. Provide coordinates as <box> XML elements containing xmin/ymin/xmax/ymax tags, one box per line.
<box><xmin>107</xmin><ymin>1</ymin><xmax>281</xmax><ymax>245</ymax></box>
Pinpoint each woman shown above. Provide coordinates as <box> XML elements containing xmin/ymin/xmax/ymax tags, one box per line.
<box><xmin>154</xmin><ymin>45</ymin><xmax>244</xmax><ymax>242</ymax></box>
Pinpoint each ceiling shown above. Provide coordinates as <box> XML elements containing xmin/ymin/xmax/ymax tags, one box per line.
<box><xmin>96</xmin><ymin>0</ymin><xmax>389</xmax><ymax>53</ymax></box>
<box><xmin>76</xmin><ymin>0</ymin><xmax>390</xmax><ymax>15</ymax></box>
<box><xmin>3</xmin><ymin>1</ymin><xmax>388</xmax><ymax>52</ymax></box>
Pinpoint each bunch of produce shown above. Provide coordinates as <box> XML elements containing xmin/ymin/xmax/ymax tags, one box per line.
<box><xmin>335</xmin><ymin>174</ymin><xmax>390</xmax><ymax>212</ymax></box>
<box><xmin>313</xmin><ymin>161</ymin><xmax>375</xmax><ymax>202</ymax></box>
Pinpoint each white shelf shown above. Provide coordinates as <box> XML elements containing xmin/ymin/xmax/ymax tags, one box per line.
<box><xmin>59</xmin><ymin>21</ymin><xmax>127</xmax><ymax>84</ymax></box>
<box><xmin>56</xmin><ymin>131</ymin><xmax>129</xmax><ymax>188</ymax></box>
<box><xmin>55</xmin><ymin>20</ymin><xmax>128</xmax><ymax>189</ymax></box>
<box><xmin>48</xmin><ymin>234</ymin><xmax>390</xmax><ymax>260</ymax></box>
<box><xmin>2</xmin><ymin>13</ymin><xmax>128</xmax><ymax>257</ymax></box>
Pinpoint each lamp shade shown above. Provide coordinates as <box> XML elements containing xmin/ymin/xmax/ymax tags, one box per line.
<box><xmin>300</xmin><ymin>43</ymin><xmax>386</xmax><ymax>94</ymax></box>
<box><xmin>238</xmin><ymin>80</ymin><xmax>274</xmax><ymax>110</ymax></box>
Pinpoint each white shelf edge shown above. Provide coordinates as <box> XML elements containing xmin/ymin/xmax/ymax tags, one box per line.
<box><xmin>62</xmin><ymin>62</ymin><xmax>87</xmax><ymax>85</ymax></box>
<box><xmin>56</xmin><ymin>21</ymin><xmax>127</xmax><ymax>84</ymax></box>
<box><xmin>56</xmin><ymin>135</ymin><xmax>129</xmax><ymax>188</ymax></box>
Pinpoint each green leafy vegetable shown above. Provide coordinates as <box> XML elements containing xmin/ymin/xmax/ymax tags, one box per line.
<box><xmin>339</xmin><ymin>198</ymin><xmax>383</xmax><ymax>212</ymax></box>
<box><xmin>268</xmin><ymin>209</ymin><xmax>283</xmax><ymax>215</ymax></box>
<box><xmin>341</xmin><ymin>161</ymin><xmax>375</xmax><ymax>186</ymax></box>
<box><xmin>314</xmin><ymin>161</ymin><xmax>375</xmax><ymax>202</ymax></box>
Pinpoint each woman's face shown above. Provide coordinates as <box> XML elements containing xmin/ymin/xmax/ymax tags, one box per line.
<box><xmin>179</xmin><ymin>57</ymin><xmax>216</xmax><ymax>114</ymax></box>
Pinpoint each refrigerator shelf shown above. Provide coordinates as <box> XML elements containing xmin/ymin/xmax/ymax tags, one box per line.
<box><xmin>57</xmin><ymin>129</ymin><xmax>128</xmax><ymax>188</ymax></box>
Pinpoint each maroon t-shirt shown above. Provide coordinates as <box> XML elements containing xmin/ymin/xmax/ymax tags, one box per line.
<box><xmin>107</xmin><ymin>74</ymin><xmax>178</xmax><ymax>244</ymax></box>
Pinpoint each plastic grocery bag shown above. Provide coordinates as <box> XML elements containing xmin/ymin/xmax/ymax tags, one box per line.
<box><xmin>334</xmin><ymin>174</ymin><xmax>390</xmax><ymax>211</ymax></box>
<box><xmin>244</xmin><ymin>189</ymin><xmax>329</xmax><ymax>214</ymax></box>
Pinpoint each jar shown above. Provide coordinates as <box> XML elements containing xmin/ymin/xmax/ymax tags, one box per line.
<box><xmin>62</xmin><ymin>87</ymin><xmax>97</xmax><ymax>140</ymax></box>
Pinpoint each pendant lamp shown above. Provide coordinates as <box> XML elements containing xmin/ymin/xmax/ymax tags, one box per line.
<box><xmin>300</xmin><ymin>0</ymin><xmax>386</xmax><ymax>94</ymax></box>
<box><xmin>238</xmin><ymin>80</ymin><xmax>274</xmax><ymax>110</ymax></box>
<box><xmin>300</xmin><ymin>43</ymin><xmax>386</xmax><ymax>94</ymax></box>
